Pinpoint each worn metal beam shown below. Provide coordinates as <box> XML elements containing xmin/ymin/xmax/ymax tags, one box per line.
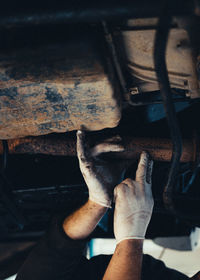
<box><xmin>0</xmin><ymin>135</ymin><xmax>197</xmax><ymax>163</ymax></box>
<box><xmin>0</xmin><ymin>1</ymin><xmax>195</xmax><ymax>28</ymax></box>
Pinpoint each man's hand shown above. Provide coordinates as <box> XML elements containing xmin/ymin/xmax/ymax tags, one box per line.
<box><xmin>77</xmin><ymin>130</ymin><xmax>126</xmax><ymax>208</ymax></box>
<box><xmin>103</xmin><ymin>152</ymin><xmax>153</xmax><ymax>280</ymax></box>
<box><xmin>114</xmin><ymin>151</ymin><xmax>154</xmax><ymax>243</ymax></box>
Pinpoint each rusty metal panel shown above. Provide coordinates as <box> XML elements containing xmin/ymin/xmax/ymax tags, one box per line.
<box><xmin>0</xmin><ymin>42</ymin><xmax>121</xmax><ymax>139</ymax></box>
<box><xmin>120</xmin><ymin>20</ymin><xmax>200</xmax><ymax>98</ymax></box>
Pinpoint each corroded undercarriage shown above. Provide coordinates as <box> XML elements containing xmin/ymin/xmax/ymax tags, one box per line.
<box><xmin>0</xmin><ymin>1</ymin><xmax>200</xmax><ymax>278</ymax></box>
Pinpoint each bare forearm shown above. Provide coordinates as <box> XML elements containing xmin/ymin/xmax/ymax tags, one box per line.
<box><xmin>63</xmin><ymin>199</ymin><xmax>107</xmax><ymax>240</ymax></box>
<box><xmin>103</xmin><ymin>239</ymin><xmax>143</xmax><ymax>280</ymax></box>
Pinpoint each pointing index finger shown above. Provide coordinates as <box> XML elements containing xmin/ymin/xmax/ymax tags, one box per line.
<box><xmin>136</xmin><ymin>151</ymin><xmax>153</xmax><ymax>184</ymax></box>
<box><xmin>146</xmin><ymin>159</ymin><xmax>153</xmax><ymax>184</ymax></box>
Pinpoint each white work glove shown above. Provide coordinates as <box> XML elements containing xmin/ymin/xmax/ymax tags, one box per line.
<box><xmin>114</xmin><ymin>151</ymin><xmax>154</xmax><ymax>244</ymax></box>
<box><xmin>77</xmin><ymin>130</ymin><xmax>127</xmax><ymax>208</ymax></box>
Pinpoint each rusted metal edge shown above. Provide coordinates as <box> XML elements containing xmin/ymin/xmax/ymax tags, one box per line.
<box><xmin>0</xmin><ymin>136</ymin><xmax>197</xmax><ymax>163</ymax></box>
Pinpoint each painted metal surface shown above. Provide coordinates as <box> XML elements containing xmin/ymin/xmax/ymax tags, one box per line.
<box><xmin>119</xmin><ymin>20</ymin><xmax>200</xmax><ymax>98</ymax></box>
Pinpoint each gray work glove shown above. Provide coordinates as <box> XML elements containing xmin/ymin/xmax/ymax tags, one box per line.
<box><xmin>114</xmin><ymin>151</ymin><xmax>154</xmax><ymax>243</ymax></box>
<box><xmin>77</xmin><ymin>130</ymin><xmax>127</xmax><ymax>208</ymax></box>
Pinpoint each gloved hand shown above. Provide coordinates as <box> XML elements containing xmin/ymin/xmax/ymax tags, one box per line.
<box><xmin>77</xmin><ymin>130</ymin><xmax>127</xmax><ymax>208</ymax></box>
<box><xmin>114</xmin><ymin>151</ymin><xmax>154</xmax><ymax>244</ymax></box>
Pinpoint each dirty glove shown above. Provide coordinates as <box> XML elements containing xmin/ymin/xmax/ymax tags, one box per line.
<box><xmin>77</xmin><ymin>130</ymin><xmax>126</xmax><ymax>208</ymax></box>
<box><xmin>114</xmin><ymin>151</ymin><xmax>154</xmax><ymax>243</ymax></box>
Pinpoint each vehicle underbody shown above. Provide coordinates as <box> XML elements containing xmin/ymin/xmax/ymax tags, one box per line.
<box><xmin>0</xmin><ymin>1</ymin><xmax>200</xmax><ymax>278</ymax></box>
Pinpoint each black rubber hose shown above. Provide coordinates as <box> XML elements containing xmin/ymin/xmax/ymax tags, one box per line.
<box><xmin>153</xmin><ymin>1</ymin><xmax>183</xmax><ymax>214</ymax></box>
<box><xmin>154</xmin><ymin>3</ymin><xmax>200</xmax><ymax>223</ymax></box>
